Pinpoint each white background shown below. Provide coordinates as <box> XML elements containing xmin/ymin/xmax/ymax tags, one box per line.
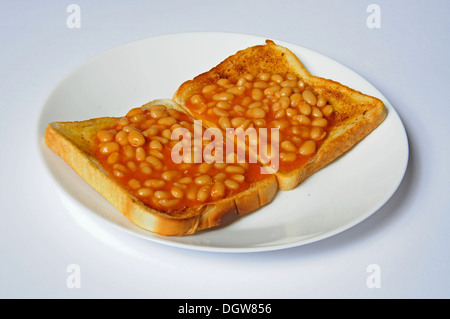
<box><xmin>1</xmin><ymin>0</ymin><xmax>449</xmax><ymax>298</ymax></box>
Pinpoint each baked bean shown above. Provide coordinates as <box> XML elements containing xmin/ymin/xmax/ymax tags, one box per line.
<box><xmin>281</xmin><ymin>140</ymin><xmax>297</xmax><ymax>152</ymax></box>
<box><xmin>213</xmin><ymin>107</ymin><xmax>229</xmax><ymax>117</ymax></box>
<box><xmin>211</xmin><ymin>174</ymin><xmax>226</xmax><ymax>185</ymax></box>
<box><xmin>253</xmin><ymin>119</ymin><xmax>266</xmax><ymax>127</ymax></box>
<box><xmin>126</xmin><ymin>107</ymin><xmax>143</xmax><ymax>118</ymax></box>
<box><xmin>173</xmin><ymin>182</ymin><xmax>187</xmax><ymax>189</ymax></box>
<box><xmin>114</xmin><ymin>130</ymin><xmax>128</xmax><ymax>146</ymax></box>
<box><xmin>247</xmin><ymin>107</ymin><xmax>266</xmax><ymax>119</ymax></box>
<box><xmin>271</xmin><ymin>120</ymin><xmax>289</xmax><ymax>130</ymax></box>
<box><xmin>142</xmin><ymin>127</ymin><xmax>159</xmax><ymax>137</ymax></box>
<box><xmin>190</xmin><ymin>94</ymin><xmax>204</xmax><ymax>104</ymax></box>
<box><xmin>226</xmin><ymin>86</ymin><xmax>245</xmax><ymax>96</ymax></box>
<box><xmin>99</xmin><ymin>141</ymin><xmax>120</xmax><ymax>154</ymax></box>
<box><xmin>107</xmin><ymin>152</ymin><xmax>119</xmax><ymax>165</ymax></box>
<box><xmin>217</xmin><ymin>78</ymin><xmax>231</xmax><ymax>87</ymax></box>
<box><xmin>299</xmin><ymin>140</ymin><xmax>316</xmax><ymax>156</ymax></box>
<box><xmin>302</xmin><ymin>90</ymin><xmax>317</xmax><ymax>106</ymax></box>
<box><xmin>144</xmin><ymin>179</ymin><xmax>165</xmax><ymax>188</ymax></box>
<box><xmin>171</xmin><ymin>186</ymin><xmax>184</xmax><ymax>199</ymax></box>
<box><xmin>310</xmin><ymin>127</ymin><xmax>326</xmax><ymax>140</ymax></box>
<box><xmin>150</xmin><ymin>108</ymin><xmax>169</xmax><ymax>119</ymax></box>
<box><xmin>225</xmin><ymin>165</ymin><xmax>245</xmax><ymax>174</ymax></box>
<box><xmin>118</xmin><ymin>117</ymin><xmax>129</xmax><ymax>127</ymax></box>
<box><xmin>197</xmin><ymin>186</ymin><xmax>211</xmax><ymax>202</ymax></box>
<box><xmin>297</xmin><ymin>79</ymin><xmax>306</xmax><ymax>90</ymax></box>
<box><xmin>152</xmin><ymin>136</ymin><xmax>169</xmax><ymax>144</ymax></box>
<box><xmin>233</xmin><ymin>105</ymin><xmax>246</xmax><ymax>114</ymax></box>
<box><xmin>218</xmin><ymin>116</ymin><xmax>232</xmax><ymax>130</ymax></box>
<box><xmin>253</xmin><ymin>81</ymin><xmax>269</xmax><ymax>89</ymax></box>
<box><xmin>216</xmin><ymin>101</ymin><xmax>232</xmax><ymax>110</ymax></box>
<box><xmin>128</xmin><ymin>179</ymin><xmax>141</xmax><ymax>190</ymax></box>
<box><xmin>237</xmin><ymin>119</ymin><xmax>251</xmax><ymax>130</ymax></box>
<box><xmin>198</xmin><ymin>162</ymin><xmax>212</xmax><ymax>174</ymax></box>
<box><xmin>250</xmin><ymin>88</ymin><xmax>263</xmax><ymax>101</ymax></box>
<box><xmin>161</xmin><ymin>170</ymin><xmax>181</xmax><ymax>181</ymax></box>
<box><xmin>317</xmin><ymin>94</ymin><xmax>327</xmax><ymax>107</ymax></box>
<box><xmin>285</xmin><ymin>107</ymin><xmax>298</xmax><ymax>117</ymax></box>
<box><xmin>194</xmin><ymin>175</ymin><xmax>213</xmax><ymax>185</ymax></box>
<box><xmin>178</xmin><ymin>177</ymin><xmax>193</xmax><ymax>184</ymax></box>
<box><xmin>231</xmin><ymin>174</ymin><xmax>245</xmax><ymax>183</ymax></box>
<box><xmin>146</xmin><ymin>155</ymin><xmax>163</xmax><ymax>170</ymax></box>
<box><xmin>280</xmin><ymin>152</ymin><xmax>297</xmax><ymax>162</ymax></box>
<box><xmin>274</xmin><ymin>109</ymin><xmax>285</xmax><ymax>119</ymax></box>
<box><xmin>202</xmin><ymin>84</ymin><xmax>218</xmax><ymax>95</ymax></box>
<box><xmin>159</xmin><ymin>199</ymin><xmax>180</xmax><ymax>208</ymax></box>
<box><xmin>290</xmin><ymin>93</ymin><xmax>302</xmax><ymax>107</ymax></box>
<box><xmin>157</xmin><ymin>117</ymin><xmax>177</xmax><ymax>126</ymax></box>
<box><xmin>122</xmin><ymin>125</ymin><xmax>139</xmax><ymax>133</ymax></box>
<box><xmin>122</xmin><ymin>145</ymin><xmax>135</xmax><ymax>159</ymax></box>
<box><xmin>264</xmin><ymin>85</ymin><xmax>281</xmax><ymax>96</ymax></box>
<box><xmin>128</xmin><ymin>131</ymin><xmax>145</xmax><ymax>147</ymax></box>
<box><xmin>186</xmin><ymin>187</ymin><xmax>199</xmax><ymax>201</ymax></box>
<box><xmin>236</xmin><ymin>77</ymin><xmax>247</xmax><ymax>87</ymax></box>
<box><xmin>279</xmin><ymin>96</ymin><xmax>291</xmax><ymax>109</ymax></box>
<box><xmin>231</xmin><ymin>117</ymin><xmax>245</xmax><ymax>128</ymax></box>
<box><xmin>311</xmin><ymin>118</ymin><xmax>328</xmax><ymax>127</ymax></box>
<box><xmin>322</xmin><ymin>105</ymin><xmax>334</xmax><ymax>117</ymax></box>
<box><xmin>271</xmin><ymin>74</ymin><xmax>283</xmax><ymax>83</ymax></box>
<box><xmin>139</xmin><ymin>162</ymin><xmax>152</xmax><ymax>175</ymax></box>
<box><xmin>212</xmin><ymin>92</ymin><xmax>234</xmax><ymax>101</ymax></box>
<box><xmin>112</xmin><ymin>163</ymin><xmax>128</xmax><ymax>178</ymax></box>
<box><xmin>137</xmin><ymin>187</ymin><xmax>153</xmax><ymax>197</ymax></box>
<box><xmin>127</xmin><ymin>161</ymin><xmax>137</xmax><ymax>172</ymax></box>
<box><xmin>311</xmin><ymin>106</ymin><xmax>323</xmax><ymax>118</ymax></box>
<box><xmin>129</xmin><ymin>114</ymin><xmax>146</xmax><ymax>123</ymax></box>
<box><xmin>149</xmin><ymin>105</ymin><xmax>166</xmax><ymax>111</ymax></box>
<box><xmin>210</xmin><ymin>182</ymin><xmax>226</xmax><ymax>199</ymax></box>
<box><xmin>135</xmin><ymin>147</ymin><xmax>146</xmax><ymax>161</ymax></box>
<box><xmin>258</xmin><ymin>73</ymin><xmax>271</xmax><ymax>81</ymax></box>
<box><xmin>281</xmin><ymin>80</ymin><xmax>298</xmax><ymax>88</ymax></box>
<box><xmin>286</xmin><ymin>73</ymin><xmax>298</xmax><ymax>81</ymax></box>
<box><xmin>149</xmin><ymin>139</ymin><xmax>163</xmax><ymax>151</ymax></box>
<box><xmin>299</xmin><ymin>102</ymin><xmax>312</xmax><ymax>116</ymax></box>
<box><xmin>293</xmin><ymin>114</ymin><xmax>311</xmax><ymax>125</ymax></box>
<box><xmin>243</xmin><ymin>74</ymin><xmax>254</xmax><ymax>81</ymax></box>
<box><xmin>298</xmin><ymin>127</ymin><xmax>311</xmax><ymax>139</ymax></box>
<box><xmin>291</xmin><ymin>136</ymin><xmax>302</xmax><ymax>144</ymax></box>
<box><xmin>224</xmin><ymin>179</ymin><xmax>239</xmax><ymax>190</ymax></box>
<box><xmin>280</xmin><ymin>87</ymin><xmax>293</xmax><ymax>97</ymax></box>
<box><xmin>97</xmin><ymin>130</ymin><xmax>114</xmax><ymax>142</ymax></box>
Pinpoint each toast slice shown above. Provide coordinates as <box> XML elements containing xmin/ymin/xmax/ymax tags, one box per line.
<box><xmin>44</xmin><ymin>99</ymin><xmax>278</xmax><ymax>236</ymax></box>
<box><xmin>173</xmin><ymin>40</ymin><xmax>387</xmax><ymax>190</ymax></box>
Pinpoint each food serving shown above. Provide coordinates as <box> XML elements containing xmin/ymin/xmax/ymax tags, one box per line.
<box><xmin>44</xmin><ymin>40</ymin><xmax>386</xmax><ymax>236</ymax></box>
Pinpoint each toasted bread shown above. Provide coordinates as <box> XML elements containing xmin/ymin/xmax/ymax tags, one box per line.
<box><xmin>173</xmin><ymin>40</ymin><xmax>387</xmax><ymax>190</ymax></box>
<box><xmin>44</xmin><ymin>99</ymin><xmax>278</xmax><ymax>236</ymax></box>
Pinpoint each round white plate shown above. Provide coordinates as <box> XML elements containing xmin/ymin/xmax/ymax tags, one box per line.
<box><xmin>37</xmin><ymin>32</ymin><xmax>408</xmax><ymax>253</ymax></box>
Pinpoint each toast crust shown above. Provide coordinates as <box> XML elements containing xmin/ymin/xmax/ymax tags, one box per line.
<box><xmin>44</xmin><ymin>100</ymin><xmax>278</xmax><ymax>236</ymax></box>
<box><xmin>173</xmin><ymin>40</ymin><xmax>387</xmax><ymax>190</ymax></box>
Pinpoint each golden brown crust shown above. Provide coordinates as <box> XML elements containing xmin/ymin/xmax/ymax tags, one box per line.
<box><xmin>173</xmin><ymin>40</ymin><xmax>387</xmax><ymax>190</ymax></box>
<box><xmin>44</xmin><ymin>100</ymin><xmax>278</xmax><ymax>236</ymax></box>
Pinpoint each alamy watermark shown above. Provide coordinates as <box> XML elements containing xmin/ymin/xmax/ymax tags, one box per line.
<box><xmin>366</xmin><ymin>4</ymin><xmax>381</xmax><ymax>29</ymax></box>
<box><xmin>366</xmin><ymin>264</ymin><xmax>381</xmax><ymax>288</ymax></box>
<box><xmin>66</xmin><ymin>4</ymin><xmax>81</xmax><ymax>29</ymax></box>
<box><xmin>66</xmin><ymin>264</ymin><xmax>81</xmax><ymax>289</ymax></box>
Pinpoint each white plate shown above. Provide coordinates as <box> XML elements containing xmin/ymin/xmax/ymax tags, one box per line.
<box><xmin>37</xmin><ymin>32</ymin><xmax>408</xmax><ymax>253</ymax></box>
